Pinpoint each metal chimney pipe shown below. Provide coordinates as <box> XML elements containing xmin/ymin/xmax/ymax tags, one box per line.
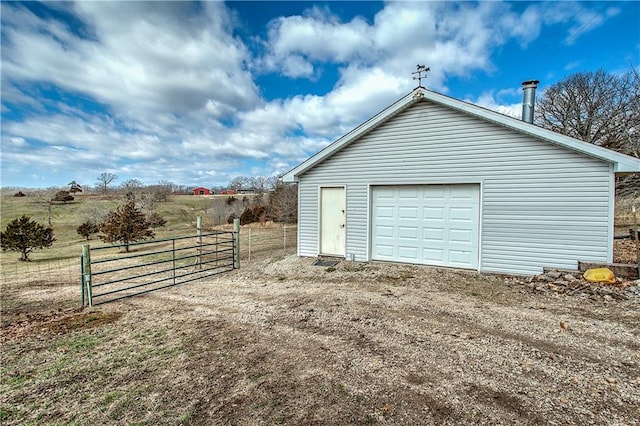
<box><xmin>521</xmin><ymin>80</ymin><xmax>539</xmax><ymax>124</ymax></box>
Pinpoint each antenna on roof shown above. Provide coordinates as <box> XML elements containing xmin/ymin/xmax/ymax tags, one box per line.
<box><xmin>412</xmin><ymin>65</ymin><xmax>430</xmax><ymax>89</ymax></box>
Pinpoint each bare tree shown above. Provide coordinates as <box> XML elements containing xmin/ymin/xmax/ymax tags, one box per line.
<box><xmin>120</xmin><ymin>179</ymin><xmax>143</xmax><ymax>200</ymax></box>
<box><xmin>149</xmin><ymin>180</ymin><xmax>175</xmax><ymax>202</ymax></box>
<box><xmin>96</xmin><ymin>172</ymin><xmax>118</xmax><ymax>195</ymax></box>
<box><xmin>535</xmin><ymin>69</ymin><xmax>640</xmax><ymax>157</ymax></box>
<box><xmin>266</xmin><ymin>175</ymin><xmax>280</xmax><ymax>189</ymax></box>
<box><xmin>228</xmin><ymin>176</ymin><xmax>250</xmax><ymax>191</ymax></box>
<box><xmin>252</xmin><ymin>176</ymin><xmax>270</xmax><ymax>194</ymax></box>
<box><xmin>81</xmin><ymin>200</ymin><xmax>111</xmax><ymax>226</ymax></box>
<box><xmin>268</xmin><ymin>183</ymin><xmax>298</xmax><ymax>223</ymax></box>
<box><xmin>35</xmin><ymin>187</ymin><xmax>60</xmax><ymax>226</ymax></box>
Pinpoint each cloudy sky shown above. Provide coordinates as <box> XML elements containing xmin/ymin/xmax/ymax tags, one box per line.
<box><xmin>1</xmin><ymin>1</ymin><xmax>638</xmax><ymax>189</ymax></box>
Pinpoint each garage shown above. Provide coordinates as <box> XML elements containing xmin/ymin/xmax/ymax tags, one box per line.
<box><xmin>371</xmin><ymin>184</ymin><xmax>480</xmax><ymax>269</ymax></box>
<box><xmin>283</xmin><ymin>87</ymin><xmax>640</xmax><ymax>274</ymax></box>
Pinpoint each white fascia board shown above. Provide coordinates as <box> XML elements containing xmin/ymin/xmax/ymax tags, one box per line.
<box><xmin>422</xmin><ymin>90</ymin><xmax>640</xmax><ymax>173</ymax></box>
<box><xmin>281</xmin><ymin>91</ymin><xmax>420</xmax><ymax>182</ymax></box>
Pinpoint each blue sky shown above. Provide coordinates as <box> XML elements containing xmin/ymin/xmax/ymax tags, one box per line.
<box><xmin>1</xmin><ymin>1</ymin><xmax>639</xmax><ymax>189</ymax></box>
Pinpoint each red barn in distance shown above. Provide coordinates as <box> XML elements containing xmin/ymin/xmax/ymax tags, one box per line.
<box><xmin>192</xmin><ymin>187</ymin><xmax>211</xmax><ymax>196</ymax></box>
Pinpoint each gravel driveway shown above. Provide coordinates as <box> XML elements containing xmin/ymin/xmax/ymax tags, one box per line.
<box><xmin>2</xmin><ymin>255</ymin><xmax>639</xmax><ymax>425</ymax></box>
<box><xmin>137</xmin><ymin>255</ymin><xmax>640</xmax><ymax>425</ymax></box>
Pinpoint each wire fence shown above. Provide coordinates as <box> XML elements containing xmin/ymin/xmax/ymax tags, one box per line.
<box><xmin>1</xmin><ymin>258</ymin><xmax>80</xmax><ymax>287</ymax></box>
<box><xmin>240</xmin><ymin>223</ymin><xmax>298</xmax><ymax>261</ymax></box>
<box><xmin>1</xmin><ymin>224</ymin><xmax>298</xmax><ymax>288</ymax></box>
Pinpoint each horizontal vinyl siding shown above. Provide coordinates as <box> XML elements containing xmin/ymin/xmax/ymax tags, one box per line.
<box><xmin>297</xmin><ymin>183</ymin><xmax>319</xmax><ymax>257</ymax></box>
<box><xmin>297</xmin><ymin>101</ymin><xmax>611</xmax><ymax>274</ymax></box>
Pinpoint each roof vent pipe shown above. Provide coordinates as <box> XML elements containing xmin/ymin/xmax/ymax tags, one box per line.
<box><xmin>521</xmin><ymin>80</ymin><xmax>539</xmax><ymax>124</ymax></box>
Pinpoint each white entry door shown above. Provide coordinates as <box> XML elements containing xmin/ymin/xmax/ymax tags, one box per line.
<box><xmin>320</xmin><ymin>187</ymin><xmax>346</xmax><ymax>256</ymax></box>
<box><xmin>372</xmin><ymin>184</ymin><xmax>479</xmax><ymax>269</ymax></box>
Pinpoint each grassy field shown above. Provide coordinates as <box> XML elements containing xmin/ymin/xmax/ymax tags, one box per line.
<box><xmin>1</xmin><ymin>193</ymin><xmax>257</xmax><ymax>265</ymax></box>
<box><xmin>0</xmin><ymin>193</ymin><xmax>297</xmax><ymax>299</ymax></box>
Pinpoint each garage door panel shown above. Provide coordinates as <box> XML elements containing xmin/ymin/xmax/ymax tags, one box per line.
<box><xmin>449</xmin><ymin>250</ymin><xmax>473</xmax><ymax>265</ymax></box>
<box><xmin>423</xmin><ymin>227</ymin><xmax>443</xmax><ymax>241</ymax></box>
<box><xmin>375</xmin><ymin>187</ymin><xmax>395</xmax><ymax>199</ymax></box>
<box><xmin>375</xmin><ymin>225</ymin><xmax>394</xmax><ymax>238</ymax></box>
<box><xmin>399</xmin><ymin>206</ymin><xmax>419</xmax><ymax>219</ymax></box>
<box><xmin>399</xmin><ymin>188</ymin><xmax>419</xmax><ymax>199</ymax></box>
<box><xmin>423</xmin><ymin>187</ymin><xmax>445</xmax><ymax>200</ymax></box>
<box><xmin>375</xmin><ymin>244</ymin><xmax>395</xmax><ymax>258</ymax></box>
<box><xmin>372</xmin><ymin>185</ymin><xmax>479</xmax><ymax>269</ymax></box>
<box><xmin>424</xmin><ymin>206</ymin><xmax>445</xmax><ymax>220</ymax></box>
<box><xmin>450</xmin><ymin>188</ymin><xmax>476</xmax><ymax>200</ymax></box>
<box><xmin>450</xmin><ymin>207</ymin><xmax>473</xmax><ymax>221</ymax></box>
<box><xmin>398</xmin><ymin>246</ymin><xmax>418</xmax><ymax>260</ymax></box>
<box><xmin>449</xmin><ymin>229</ymin><xmax>472</xmax><ymax>243</ymax></box>
<box><xmin>398</xmin><ymin>226</ymin><xmax>418</xmax><ymax>240</ymax></box>
<box><xmin>376</xmin><ymin>206</ymin><xmax>395</xmax><ymax>219</ymax></box>
<box><xmin>423</xmin><ymin>247</ymin><xmax>445</xmax><ymax>263</ymax></box>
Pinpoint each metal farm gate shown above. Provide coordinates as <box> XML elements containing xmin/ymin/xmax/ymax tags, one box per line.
<box><xmin>80</xmin><ymin>220</ymin><xmax>239</xmax><ymax>306</ymax></box>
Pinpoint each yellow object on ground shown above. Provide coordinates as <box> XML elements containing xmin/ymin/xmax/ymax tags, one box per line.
<box><xmin>582</xmin><ymin>268</ymin><xmax>616</xmax><ymax>284</ymax></box>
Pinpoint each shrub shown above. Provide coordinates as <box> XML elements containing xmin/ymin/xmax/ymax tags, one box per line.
<box><xmin>240</xmin><ymin>205</ymin><xmax>268</xmax><ymax>225</ymax></box>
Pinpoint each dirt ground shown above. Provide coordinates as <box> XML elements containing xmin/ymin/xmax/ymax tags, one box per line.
<box><xmin>1</xmin><ymin>254</ymin><xmax>639</xmax><ymax>425</ymax></box>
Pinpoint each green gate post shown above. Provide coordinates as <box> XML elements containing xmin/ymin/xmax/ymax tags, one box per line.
<box><xmin>233</xmin><ymin>218</ymin><xmax>240</xmax><ymax>269</ymax></box>
<box><xmin>82</xmin><ymin>244</ymin><xmax>93</xmax><ymax>307</ymax></box>
<box><xmin>80</xmin><ymin>254</ymin><xmax>85</xmax><ymax>307</ymax></box>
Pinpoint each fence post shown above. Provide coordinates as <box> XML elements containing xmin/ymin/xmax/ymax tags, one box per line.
<box><xmin>82</xmin><ymin>244</ymin><xmax>93</xmax><ymax>307</ymax></box>
<box><xmin>197</xmin><ymin>216</ymin><xmax>203</xmax><ymax>269</ymax></box>
<box><xmin>80</xmin><ymin>255</ymin><xmax>85</xmax><ymax>307</ymax></box>
<box><xmin>233</xmin><ymin>218</ymin><xmax>240</xmax><ymax>269</ymax></box>
<box><xmin>283</xmin><ymin>223</ymin><xmax>287</xmax><ymax>251</ymax></box>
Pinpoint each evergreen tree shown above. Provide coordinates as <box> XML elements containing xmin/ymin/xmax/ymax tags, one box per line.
<box><xmin>0</xmin><ymin>215</ymin><xmax>55</xmax><ymax>261</ymax></box>
<box><xmin>77</xmin><ymin>221</ymin><xmax>99</xmax><ymax>240</ymax></box>
<box><xmin>99</xmin><ymin>201</ymin><xmax>154</xmax><ymax>252</ymax></box>
<box><xmin>146</xmin><ymin>212</ymin><xmax>167</xmax><ymax>229</ymax></box>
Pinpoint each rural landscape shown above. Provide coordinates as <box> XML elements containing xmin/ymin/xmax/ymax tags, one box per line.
<box><xmin>2</xmin><ymin>1</ymin><xmax>640</xmax><ymax>424</ymax></box>
<box><xmin>1</xmin><ymin>182</ymin><xmax>639</xmax><ymax>425</ymax></box>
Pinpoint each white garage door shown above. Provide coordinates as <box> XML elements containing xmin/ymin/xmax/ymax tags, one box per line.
<box><xmin>372</xmin><ymin>185</ymin><xmax>480</xmax><ymax>269</ymax></box>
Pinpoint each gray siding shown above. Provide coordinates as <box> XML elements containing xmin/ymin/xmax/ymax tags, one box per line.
<box><xmin>297</xmin><ymin>101</ymin><xmax>612</xmax><ymax>275</ymax></box>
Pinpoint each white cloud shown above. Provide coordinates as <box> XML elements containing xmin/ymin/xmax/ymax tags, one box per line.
<box><xmin>0</xmin><ymin>1</ymin><xmax>627</xmax><ymax>188</ymax></box>
<box><xmin>1</xmin><ymin>2</ymin><xmax>260</xmax><ymax>120</ymax></box>
<box><xmin>469</xmin><ymin>91</ymin><xmax>523</xmax><ymax>119</ymax></box>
